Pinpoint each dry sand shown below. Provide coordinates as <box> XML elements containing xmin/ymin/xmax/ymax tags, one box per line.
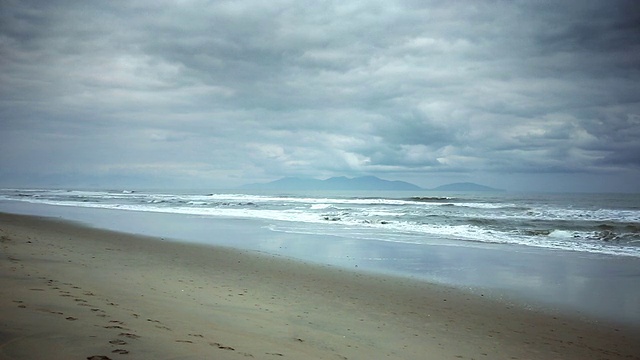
<box><xmin>1</xmin><ymin>212</ymin><xmax>639</xmax><ymax>360</ymax></box>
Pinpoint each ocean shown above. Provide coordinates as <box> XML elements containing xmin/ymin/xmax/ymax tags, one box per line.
<box><xmin>1</xmin><ymin>188</ymin><xmax>640</xmax><ymax>325</ymax></box>
<box><xmin>1</xmin><ymin>188</ymin><xmax>639</xmax><ymax>258</ymax></box>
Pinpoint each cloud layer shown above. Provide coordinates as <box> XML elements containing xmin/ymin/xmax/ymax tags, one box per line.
<box><xmin>1</xmin><ymin>0</ymin><xmax>639</xmax><ymax>191</ymax></box>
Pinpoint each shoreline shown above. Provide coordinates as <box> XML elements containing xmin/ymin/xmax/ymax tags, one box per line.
<box><xmin>2</xmin><ymin>200</ymin><xmax>640</xmax><ymax>326</ymax></box>
<box><xmin>2</xmin><ymin>212</ymin><xmax>640</xmax><ymax>359</ymax></box>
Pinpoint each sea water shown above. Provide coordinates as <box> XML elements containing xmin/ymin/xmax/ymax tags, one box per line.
<box><xmin>1</xmin><ymin>188</ymin><xmax>638</xmax><ymax>258</ymax></box>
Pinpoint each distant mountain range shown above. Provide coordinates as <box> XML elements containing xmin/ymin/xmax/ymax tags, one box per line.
<box><xmin>241</xmin><ymin>176</ymin><xmax>502</xmax><ymax>192</ymax></box>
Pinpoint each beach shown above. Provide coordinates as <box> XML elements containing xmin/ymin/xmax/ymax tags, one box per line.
<box><xmin>1</xmin><ymin>212</ymin><xmax>639</xmax><ymax>359</ymax></box>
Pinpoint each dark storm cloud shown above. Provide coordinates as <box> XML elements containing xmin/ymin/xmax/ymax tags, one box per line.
<box><xmin>1</xmin><ymin>0</ymin><xmax>639</xmax><ymax>191</ymax></box>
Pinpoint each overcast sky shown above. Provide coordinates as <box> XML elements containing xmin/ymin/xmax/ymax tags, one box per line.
<box><xmin>1</xmin><ymin>0</ymin><xmax>639</xmax><ymax>192</ymax></box>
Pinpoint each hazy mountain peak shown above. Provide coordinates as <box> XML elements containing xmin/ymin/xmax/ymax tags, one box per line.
<box><xmin>242</xmin><ymin>177</ymin><xmax>502</xmax><ymax>192</ymax></box>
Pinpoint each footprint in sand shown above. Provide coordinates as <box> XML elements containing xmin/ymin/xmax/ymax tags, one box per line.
<box><xmin>147</xmin><ymin>318</ymin><xmax>171</xmax><ymax>331</ymax></box>
<box><xmin>111</xmin><ymin>349</ymin><xmax>129</xmax><ymax>354</ymax></box>
<box><xmin>104</xmin><ymin>325</ymin><xmax>126</xmax><ymax>329</ymax></box>
<box><xmin>86</xmin><ymin>356</ymin><xmax>112</xmax><ymax>360</ymax></box>
<box><xmin>109</xmin><ymin>339</ymin><xmax>127</xmax><ymax>345</ymax></box>
<box><xmin>39</xmin><ymin>309</ymin><xmax>64</xmax><ymax>315</ymax></box>
<box><xmin>210</xmin><ymin>342</ymin><xmax>235</xmax><ymax>351</ymax></box>
<box><xmin>104</xmin><ymin>321</ymin><xmax>127</xmax><ymax>330</ymax></box>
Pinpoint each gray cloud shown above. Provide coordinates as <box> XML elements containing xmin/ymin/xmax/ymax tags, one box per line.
<box><xmin>1</xmin><ymin>0</ymin><xmax>639</xmax><ymax>191</ymax></box>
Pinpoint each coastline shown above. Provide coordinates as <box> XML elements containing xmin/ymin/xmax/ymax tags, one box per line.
<box><xmin>2</xmin><ymin>212</ymin><xmax>639</xmax><ymax>359</ymax></box>
<box><xmin>2</xmin><ymin>200</ymin><xmax>640</xmax><ymax>327</ymax></box>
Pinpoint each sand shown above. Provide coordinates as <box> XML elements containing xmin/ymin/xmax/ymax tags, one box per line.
<box><xmin>1</xmin><ymin>212</ymin><xmax>639</xmax><ymax>360</ymax></box>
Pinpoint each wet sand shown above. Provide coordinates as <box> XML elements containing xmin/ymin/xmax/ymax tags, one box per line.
<box><xmin>1</xmin><ymin>212</ymin><xmax>639</xmax><ymax>360</ymax></box>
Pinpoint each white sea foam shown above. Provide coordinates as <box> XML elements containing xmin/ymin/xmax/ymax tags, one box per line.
<box><xmin>310</xmin><ymin>204</ymin><xmax>332</xmax><ymax>210</ymax></box>
<box><xmin>549</xmin><ymin>230</ymin><xmax>576</xmax><ymax>238</ymax></box>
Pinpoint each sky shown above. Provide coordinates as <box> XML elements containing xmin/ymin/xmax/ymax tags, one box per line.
<box><xmin>1</xmin><ymin>0</ymin><xmax>639</xmax><ymax>192</ymax></box>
